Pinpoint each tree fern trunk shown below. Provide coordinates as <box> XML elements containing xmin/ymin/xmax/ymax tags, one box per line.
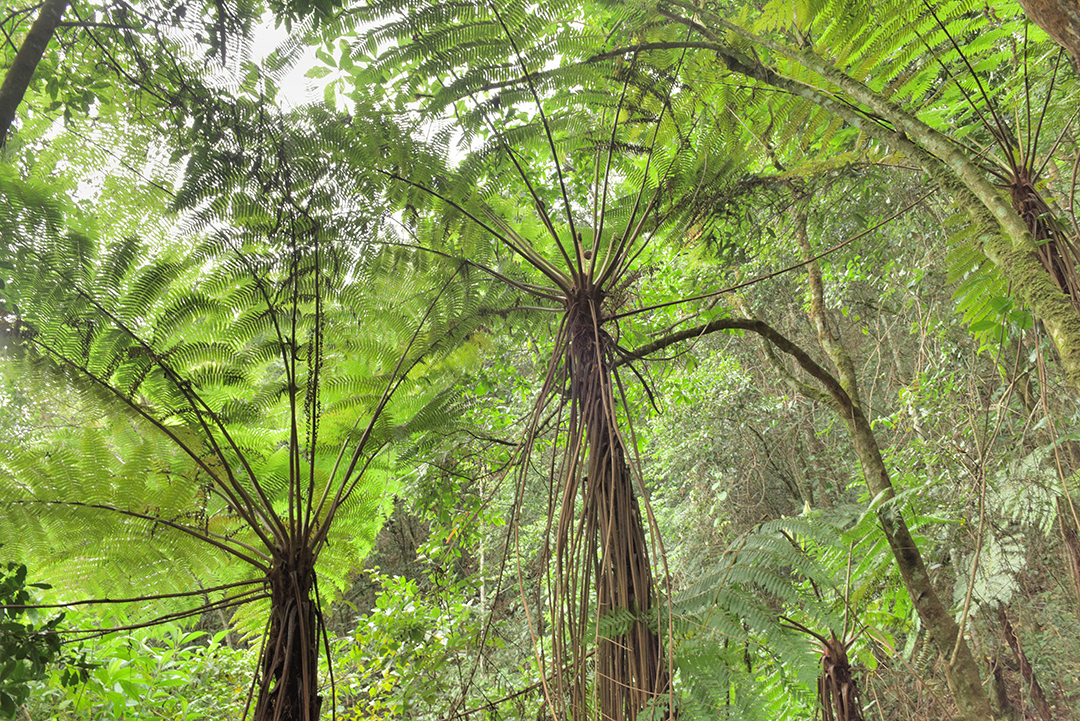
<box><xmin>254</xmin><ymin>548</ymin><xmax>322</xmax><ymax>721</ymax></box>
<box><xmin>569</xmin><ymin>296</ymin><xmax>670</xmax><ymax>720</ymax></box>
<box><xmin>819</xmin><ymin>637</ymin><xmax>864</xmax><ymax>721</ymax></box>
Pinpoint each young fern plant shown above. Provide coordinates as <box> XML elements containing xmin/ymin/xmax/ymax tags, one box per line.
<box><xmin>668</xmin><ymin>511</ymin><xmax>910</xmax><ymax>721</ymax></box>
<box><xmin>668</xmin><ymin>517</ymin><xmax>840</xmax><ymax>721</ymax></box>
<box><xmin>0</xmin><ymin>98</ymin><xmax>491</xmax><ymax>721</ymax></box>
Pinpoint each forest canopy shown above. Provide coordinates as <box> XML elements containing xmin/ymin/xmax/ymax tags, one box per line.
<box><xmin>1</xmin><ymin>0</ymin><xmax>1080</xmax><ymax>720</ymax></box>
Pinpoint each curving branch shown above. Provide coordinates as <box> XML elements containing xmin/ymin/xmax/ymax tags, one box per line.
<box><xmin>622</xmin><ymin>309</ymin><xmax>992</xmax><ymax>720</ymax></box>
<box><xmin>617</xmin><ymin>316</ymin><xmax>852</xmax><ymax>405</ymax></box>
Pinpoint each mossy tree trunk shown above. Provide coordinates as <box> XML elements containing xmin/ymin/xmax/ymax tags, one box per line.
<box><xmin>654</xmin><ymin>2</ymin><xmax>1080</xmax><ymax>391</ymax></box>
<box><xmin>793</xmin><ymin>212</ymin><xmax>993</xmax><ymax>721</ymax></box>
<box><xmin>843</xmin><ymin>404</ymin><xmax>993</xmax><ymax>721</ymax></box>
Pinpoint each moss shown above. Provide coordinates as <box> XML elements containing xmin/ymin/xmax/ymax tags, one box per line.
<box><xmin>915</xmin><ymin>146</ymin><xmax>1080</xmax><ymax>390</ymax></box>
<box><xmin>979</xmin><ymin>226</ymin><xmax>1080</xmax><ymax>389</ymax></box>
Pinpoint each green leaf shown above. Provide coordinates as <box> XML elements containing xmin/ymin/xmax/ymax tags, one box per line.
<box><xmin>968</xmin><ymin>319</ymin><xmax>999</xmax><ymax>332</ymax></box>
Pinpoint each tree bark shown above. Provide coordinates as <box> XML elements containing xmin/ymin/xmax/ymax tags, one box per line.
<box><xmin>0</xmin><ymin>0</ymin><xmax>70</xmax><ymax>147</ymax></box>
<box><xmin>989</xmin><ymin>658</ymin><xmax>1023</xmax><ymax>721</ymax></box>
<box><xmin>846</xmin><ymin>400</ymin><xmax>993</xmax><ymax>721</ymax></box>
<box><xmin>1014</xmin><ymin>0</ymin><xmax>1080</xmax><ymax>73</ymax></box>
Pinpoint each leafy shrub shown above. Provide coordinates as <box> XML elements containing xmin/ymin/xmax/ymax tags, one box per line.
<box><xmin>0</xmin><ymin>560</ymin><xmax>91</xmax><ymax>719</ymax></box>
<box><xmin>23</xmin><ymin>624</ymin><xmax>253</xmax><ymax>720</ymax></box>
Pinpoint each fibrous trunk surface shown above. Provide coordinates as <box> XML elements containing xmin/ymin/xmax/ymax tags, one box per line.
<box><xmin>254</xmin><ymin>548</ymin><xmax>322</xmax><ymax>721</ymax></box>
<box><xmin>819</xmin><ymin>637</ymin><xmax>863</xmax><ymax>721</ymax></box>
<box><xmin>567</xmin><ymin>295</ymin><xmax>670</xmax><ymax>720</ymax></box>
<box><xmin>1010</xmin><ymin>176</ymin><xmax>1080</xmax><ymax>310</ymax></box>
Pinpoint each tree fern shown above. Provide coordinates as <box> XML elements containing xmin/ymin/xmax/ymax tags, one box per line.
<box><xmin>0</xmin><ymin>80</ymin><xmax>507</xmax><ymax>719</ymax></box>
<box><xmin>663</xmin><ymin>517</ymin><xmax>845</xmax><ymax>719</ymax></box>
<box><xmin>322</xmin><ymin>4</ymin><xmax>887</xmax><ymax>718</ymax></box>
<box><xmin>649</xmin><ymin>0</ymin><xmax>1080</xmax><ymax>397</ymax></box>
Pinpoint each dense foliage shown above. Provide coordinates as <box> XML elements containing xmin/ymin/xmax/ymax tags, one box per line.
<box><xmin>0</xmin><ymin>559</ymin><xmax>91</xmax><ymax>718</ymax></box>
<box><xmin>2</xmin><ymin>0</ymin><xmax>1080</xmax><ymax>720</ymax></box>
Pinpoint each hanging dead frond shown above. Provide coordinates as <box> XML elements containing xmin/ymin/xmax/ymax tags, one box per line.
<box><xmin>1009</xmin><ymin>172</ymin><xmax>1080</xmax><ymax>309</ymax></box>
<box><xmin>818</xmin><ymin>635</ymin><xmax>863</xmax><ymax>721</ymax></box>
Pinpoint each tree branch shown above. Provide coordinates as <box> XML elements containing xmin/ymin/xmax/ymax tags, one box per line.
<box><xmin>617</xmin><ymin>316</ymin><xmax>853</xmax><ymax>408</ymax></box>
<box><xmin>0</xmin><ymin>0</ymin><xmax>68</xmax><ymax>146</ymax></box>
<box><xmin>57</xmin><ymin>20</ymin><xmax>131</xmax><ymax>30</ymax></box>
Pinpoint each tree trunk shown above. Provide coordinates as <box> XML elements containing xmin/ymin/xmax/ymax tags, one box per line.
<box><xmin>0</xmin><ymin>0</ymin><xmax>69</xmax><ymax>147</ymax></box>
<box><xmin>998</xmin><ymin>607</ymin><xmax>1055</xmax><ymax>721</ymax></box>
<box><xmin>568</xmin><ymin>296</ymin><xmax>670</xmax><ymax>720</ymax></box>
<box><xmin>819</xmin><ymin>636</ymin><xmax>864</xmax><ymax>721</ymax></box>
<box><xmin>623</xmin><ymin>308</ymin><xmax>995</xmax><ymax>719</ymax></box>
<box><xmin>847</xmin><ymin>408</ymin><xmax>993</xmax><ymax>721</ymax></box>
<box><xmin>253</xmin><ymin>548</ymin><xmax>323</xmax><ymax>721</ymax></box>
<box><xmin>656</xmin><ymin>6</ymin><xmax>1080</xmax><ymax>390</ymax></box>
<box><xmin>1014</xmin><ymin>0</ymin><xmax>1080</xmax><ymax>73</ymax></box>
<box><xmin>793</xmin><ymin>215</ymin><xmax>993</xmax><ymax>721</ymax></box>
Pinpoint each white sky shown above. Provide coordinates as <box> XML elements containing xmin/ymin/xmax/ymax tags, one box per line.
<box><xmin>253</xmin><ymin>20</ymin><xmax>324</xmax><ymax>109</ymax></box>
